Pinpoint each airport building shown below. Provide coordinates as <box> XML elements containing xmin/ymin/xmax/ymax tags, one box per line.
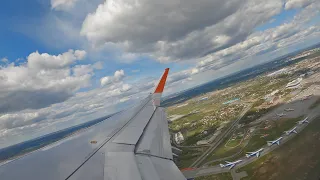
<box><xmin>174</xmin><ymin>132</ymin><xmax>184</xmax><ymax>144</ymax></box>
<box><xmin>286</xmin><ymin>78</ymin><xmax>302</xmax><ymax>89</ymax></box>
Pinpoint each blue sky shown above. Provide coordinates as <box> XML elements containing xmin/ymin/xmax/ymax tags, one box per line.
<box><xmin>0</xmin><ymin>0</ymin><xmax>319</xmax><ymax>148</ymax></box>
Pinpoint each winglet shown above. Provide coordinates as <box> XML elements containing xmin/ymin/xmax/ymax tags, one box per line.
<box><xmin>152</xmin><ymin>68</ymin><xmax>169</xmax><ymax>106</ymax></box>
<box><xmin>154</xmin><ymin>68</ymin><xmax>170</xmax><ymax>94</ymax></box>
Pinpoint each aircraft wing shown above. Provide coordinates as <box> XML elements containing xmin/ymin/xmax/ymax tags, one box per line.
<box><xmin>229</xmin><ymin>164</ymin><xmax>235</xmax><ymax>169</ymax></box>
<box><xmin>256</xmin><ymin>152</ymin><xmax>260</xmax><ymax>157</ymax></box>
<box><xmin>0</xmin><ymin>68</ymin><xmax>186</xmax><ymax>180</ymax></box>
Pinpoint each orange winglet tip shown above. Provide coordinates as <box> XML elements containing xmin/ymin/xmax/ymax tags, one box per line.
<box><xmin>154</xmin><ymin>68</ymin><xmax>170</xmax><ymax>93</ymax></box>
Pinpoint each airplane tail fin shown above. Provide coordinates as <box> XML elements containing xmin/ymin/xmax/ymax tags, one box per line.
<box><xmin>245</xmin><ymin>154</ymin><xmax>251</xmax><ymax>158</ymax></box>
<box><xmin>219</xmin><ymin>164</ymin><xmax>225</xmax><ymax>168</ymax></box>
<box><xmin>152</xmin><ymin>68</ymin><xmax>170</xmax><ymax>106</ymax></box>
<box><xmin>267</xmin><ymin>141</ymin><xmax>273</xmax><ymax>146</ymax></box>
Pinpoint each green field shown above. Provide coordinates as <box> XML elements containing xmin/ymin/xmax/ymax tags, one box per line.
<box><xmin>195</xmin><ymin>173</ymin><xmax>232</xmax><ymax>180</ymax></box>
<box><xmin>176</xmin><ymin>147</ymin><xmax>207</xmax><ymax>168</ymax></box>
<box><xmin>200</xmin><ymin>129</ymin><xmax>247</xmax><ymax>166</ymax></box>
<box><xmin>238</xmin><ymin>116</ymin><xmax>320</xmax><ymax>180</ymax></box>
<box><xmin>203</xmin><ymin>116</ymin><xmax>305</xmax><ymax>167</ymax></box>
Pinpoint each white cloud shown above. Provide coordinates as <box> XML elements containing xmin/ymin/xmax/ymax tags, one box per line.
<box><xmin>73</xmin><ymin>65</ymin><xmax>93</xmax><ymax>76</ymax></box>
<box><xmin>193</xmin><ymin>3</ymin><xmax>320</xmax><ymax>72</ymax></box>
<box><xmin>92</xmin><ymin>61</ymin><xmax>103</xmax><ymax>70</ymax></box>
<box><xmin>1</xmin><ymin>57</ymin><xmax>9</xmax><ymax>63</ymax></box>
<box><xmin>131</xmin><ymin>69</ymin><xmax>140</xmax><ymax>73</ymax></box>
<box><xmin>27</xmin><ymin>49</ymin><xmax>86</xmax><ymax>70</ymax></box>
<box><xmin>81</xmin><ymin>0</ymin><xmax>283</xmax><ymax>61</ymax></box>
<box><xmin>100</xmin><ymin>76</ymin><xmax>112</xmax><ymax>86</ymax></box>
<box><xmin>0</xmin><ymin>50</ymin><xmax>91</xmax><ymax>113</ymax></box>
<box><xmin>100</xmin><ymin>69</ymin><xmax>125</xmax><ymax>86</ymax></box>
<box><xmin>285</xmin><ymin>0</ymin><xmax>314</xmax><ymax>10</ymax></box>
<box><xmin>191</xmin><ymin>68</ymin><xmax>199</xmax><ymax>75</ymax></box>
<box><xmin>51</xmin><ymin>0</ymin><xmax>79</xmax><ymax>11</ymax></box>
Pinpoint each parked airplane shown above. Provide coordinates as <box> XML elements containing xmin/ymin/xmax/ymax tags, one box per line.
<box><xmin>220</xmin><ymin>160</ymin><xmax>243</xmax><ymax>169</ymax></box>
<box><xmin>0</xmin><ymin>69</ymin><xmax>187</xmax><ymax>180</ymax></box>
<box><xmin>284</xmin><ymin>108</ymin><xmax>294</xmax><ymax>112</ymax></box>
<box><xmin>267</xmin><ymin>137</ymin><xmax>283</xmax><ymax>146</ymax></box>
<box><xmin>298</xmin><ymin>117</ymin><xmax>309</xmax><ymax>124</ymax></box>
<box><xmin>276</xmin><ymin>113</ymin><xmax>286</xmax><ymax>117</ymax></box>
<box><xmin>285</xmin><ymin>126</ymin><xmax>298</xmax><ymax>135</ymax></box>
<box><xmin>246</xmin><ymin>148</ymin><xmax>264</xmax><ymax>158</ymax></box>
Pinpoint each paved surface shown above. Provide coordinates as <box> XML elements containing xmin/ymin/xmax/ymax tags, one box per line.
<box><xmin>190</xmin><ymin>104</ymin><xmax>253</xmax><ymax>167</ymax></box>
<box><xmin>183</xmin><ymin>99</ymin><xmax>320</xmax><ymax>179</ymax></box>
<box><xmin>231</xmin><ymin>170</ymin><xmax>248</xmax><ymax>180</ymax></box>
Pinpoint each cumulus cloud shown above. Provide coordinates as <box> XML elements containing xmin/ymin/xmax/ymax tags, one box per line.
<box><xmin>81</xmin><ymin>0</ymin><xmax>283</xmax><ymax>61</ymax></box>
<box><xmin>73</xmin><ymin>64</ymin><xmax>94</xmax><ymax>76</ymax></box>
<box><xmin>285</xmin><ymin>0</ymin><xmax>314</xmax><ymax>10</ymax></box>
<box><xmin>194</xmin><ymin>1</ymin><xmax>320</xmax><ymax>72</ymax></box>
<box><xmin>0</xmin><ymin>50</ymin><xmax>91</xmax><ymax>113</ymax></box>
<box><xmin>27</xmin><ymin>50</ymin><xmax>86</xmax><ymax>70</ymax></box>
<box><xmin>92</xmin><ymin>61</ymin><xmax>103</xmax><ymax>70</ymax></box>
<box><xmin>100</xmin><ymin>69</ymin><xmax>125</xmax><ymax>86</ymax></box>
<box><xmin>51</xmin><ymin>0</ymin><xmax>79</xmax><ymax>11</ymax></box>
<box><xmin>1</xmin><ymin>57</ymin><xmax>9</xmax><ymax>63</ymax></box>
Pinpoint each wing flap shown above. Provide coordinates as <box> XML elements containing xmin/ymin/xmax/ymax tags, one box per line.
<box><xmin>136</xmin><ymin>107</ymin><xmax>173</xmax><ymax>159</ymax></box>
<box><xmin>136</xmin><ymin>155</ymin><xmax>186</xmax><ymax>180</ymax></box>
<box><xmin>112</xmin><ymin>101</ymin><xmax>155</xmax><ymax>145</ymax></box>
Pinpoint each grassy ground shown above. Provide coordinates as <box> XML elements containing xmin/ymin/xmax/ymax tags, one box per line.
<box><xmin>195</xmin><ymin>173</ymin><xmax>232</xmax><ymax>180</ymax></box>
<box><xmin>204</xmin><ymin>116</ymin><xmax>305</xmax><ymax>166</ymax></box>
<box><xmin>238</xmin><ymin>116</ymin><xmax>320</xmax><ymax>180</ymax></box>
<box><xmin>239</xmin><ymin>116</ymin><xmax>304</xmax><ymax>155</ymax></box>
<box><xmin>225</xmin><ymin>136</ymin><xmax>242</xmax><ymax>148</ymax></box>
<box><xmin>176</xmin><ymin>147</ymin><xmax>207</xmax><ymax>169</ymax></box>
<box><xmin>200</xmin><ymin>130</ymin><xmax>247</xmax><ymax>166</ymax></box>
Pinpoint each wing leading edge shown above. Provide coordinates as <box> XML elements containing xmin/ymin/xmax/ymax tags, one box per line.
<box><xmin>0</xmin><ymin>68</ymin><xmax>186</xmax><ymax>180</ymax></box>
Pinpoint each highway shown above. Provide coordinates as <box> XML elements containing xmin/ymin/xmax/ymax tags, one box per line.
<box><xmin>183</xmin><ymin>107</ymin><xmax>319</xmax><ymax>179</ymax></box>
<box><xmin>190</xmin><ymin>104</ymin><xmax>253</xmax><ymax>167</ymax></box>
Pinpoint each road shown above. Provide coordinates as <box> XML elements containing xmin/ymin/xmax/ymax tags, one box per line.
<box><xmin>190</xmin><ymin>104</ymin><xmax>253</xmax><ymax>168</ymax></box>
<box><xmin>183</xmin><ymin>106</ymin><xmax>319</xmax><ymax>179</ymax></box>
<box><xmin>202</xmin><ymin>131</ymin><xmax>252</xmax><ymax>167</ymax></box>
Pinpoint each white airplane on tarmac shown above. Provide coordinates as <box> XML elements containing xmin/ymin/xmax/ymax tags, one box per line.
<box><xmin>267</xmin><ymin>137</ymin><xmax>283</xmax><ymax>146</ymax></box>
<box><xmin>246</xmin><ymin>148</ymin><xmax>264</xmax><ymax>158</ymax></box>
<box><xmin>284</xmin><ymin>108</ymin><xmax>294</xmax><ymax>112</ymax></box>
<box><xmin>276</xmin><ymin>113</ymin><xmax>286</xmax><ymax>117</ymax></box>
<box><xmin>298</xmin><ymin>117</ymin><xmax>309</xmax><ymax>124</ymax></box>
<box><xmin>285</xmin><ymin>126</ymin><xmax>298</xmax><ymax>135</ymax></box>
<box><xmin>220</xmin><ymin>160</ymin><xmax>243</xmax><ymax>169</ymax></box>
